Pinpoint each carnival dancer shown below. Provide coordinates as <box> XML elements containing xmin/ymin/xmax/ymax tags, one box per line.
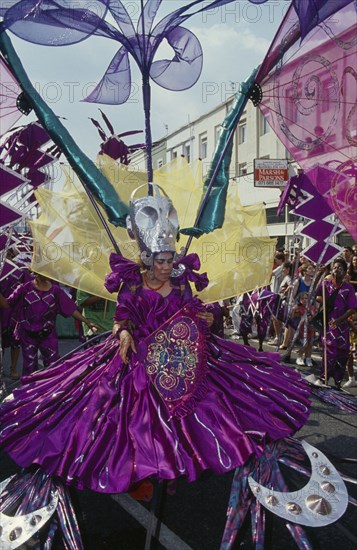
<box><xmin>315</xmin><ymin>258</ymin><xmax>357</xmax><ymax>388</ymax></box>
<box><xmin>0</xmin><ymin>249</ymin><xmax>33</xmax><ymax>379</ymax></box>
<box><xmin>0</xmin><ymin>185</ymin><xmax>310</xmax><ymax>496</ymax></box>
<box><xmin>231</xmin><ymin>292</ymin><xmax>253</xmax><ymax>346</ymax></box>
<box><xmin>251</xmin><ymin>287</ymin><xmax>280</xmax><ymax>352</ymax></box>
<box><xmin>342</xmin><ymin>312</ymin><xmax>357</xmax><ymax>388</ymax></box>
<box><xmin>0</xmin><ymin>273</ymin><xmax>99</xmax><ymax>376</ymax></box>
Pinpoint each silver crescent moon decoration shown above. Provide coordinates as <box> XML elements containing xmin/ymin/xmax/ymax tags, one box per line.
<box><xmin>0</xmin><ymin>475</ymin><xmax>59</xmax><ymax>550</ymax></box>
<box><xmin>248</xmin><ymin>440</ymin><xmax>349</xmax><ymax>527</ymax></box>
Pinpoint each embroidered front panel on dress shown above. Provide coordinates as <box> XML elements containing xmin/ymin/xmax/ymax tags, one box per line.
<box><xmin>145</xmin><ymin>315</ymin><xmax>206</xmax><ymax>414</ymax></box>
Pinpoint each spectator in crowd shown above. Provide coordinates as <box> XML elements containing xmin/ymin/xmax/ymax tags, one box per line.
<box><xmin>315</xmin><ymin>258</ymin><xmax>357</xmax><ymax>388</ymax></box>
<box><xmin>292</xmin><ymin>263</ymin><xmax>315</xmax><ymax>298</ymax></box>
<box><xmin>273</xmin><ymin>261</ymin><xmax>292</xmax><ymax>348</ymax></box>
<box><xmin>279</xmin><ymin>263</ymin><xmax>316</xmax><ymax>352</ymax></box>
<box><xmin>297</xmin><ymin>255</ymin><xmax>310</xmax><ymax>275</ymax></box>
<box><xmin>347</xmin><ymin>255</ymin><xmax>357</xmax><ymax>293</ymax></box>
<box><xmin>269</xmin><ymin>251</ymin><xmax>285</xmax><ymax>344</ymax></box>
<box><xmin>270</xmin><ymin>252</ymin><xmax>285</xmax><ymax>294</ymax></box>
<box><xmin>343</xmin><ymin>246</ymin><xmax>353</xmax><ymax>266</ymax></box>
<box><xmin>293</xmin><ymin>292</ymin><xmax>316</xmax><ymax>367</ymax></box>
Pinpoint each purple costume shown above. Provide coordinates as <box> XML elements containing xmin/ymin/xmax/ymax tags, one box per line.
<box><xmin>316</xmin><ymin>280</ymin><xmax>357</xmax><ymax>383</ymax></box>
<box><xmin>0</xmin><ymin>254</ymin><xmax>310</xmax><ymax>494</ymax></box>
<box><xmin>236</xmin><ymin>293</ymin><xmax>253</xmax><ymax>336</ymax></box>
<box><xmin>251</xmin><ymin>287</ymin><xmax>278</xmax><ymax>341</ymax></box>
<box><xmin>0</xmin><ymin>260</ymin><xmax>32</xmax><ymax>348</ymax></box>
<box><xmin>6</xmin><ymin>280</ymin><xmax>77</xmax><ymax>375</ymax></box>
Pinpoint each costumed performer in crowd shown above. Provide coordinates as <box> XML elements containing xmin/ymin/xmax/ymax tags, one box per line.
<box><xmin>0</xmin><ymin>185</ymin><xmax>311</xmax><ymax>496</ymax></box>
<box><xmin>0</xmin><ymin>273</ymin><xmax>100</xmax><ymax>376</ymax></box>
<box><xmin>315</xmin><ymin>258</ymin><xmax>357</xmax><ymax>388</ymax></box>
<box><xmin>0</xmin><ymin>247</ymin><xmax>33</xmax><ymax>379</ymax></box>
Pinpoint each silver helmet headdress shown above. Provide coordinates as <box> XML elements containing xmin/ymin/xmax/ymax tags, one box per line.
<box><xmin>126</xmin><ymin>184</ymin><xmax>185</xmax><ymax>269</ymax></box>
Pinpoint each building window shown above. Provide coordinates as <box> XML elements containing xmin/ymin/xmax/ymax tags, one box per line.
<box><xmin>238</xmin><ymin>162</ymin><xmax>247</xmax><ymax>176</ymax></box>
<box><xmin>266</xmin><ymin>207</ymin><xmax>295</xmax><ymax>224</ymax></box>
<box><xmin>157</xmin><ymin>159</ymin><xmax>163</xmax><ymax>168</ymax></box>
<box><xmin>215</xmin><ymin>125</ymin><xmax>222</xmax><ymax>145</ymax></box>
<box><xmin>238</xmin><ymin>122</ymin><xmax>246</xmax><ymax>144</ymax></box>
<box><xmin>260</xmin><ymin>112</ymin><xmax>270</xmax><ymax>135</ymax></box>
<box><xmin>199</xmin><ymin>133</ymin><xmax>207</xmax><ymax>159</ymax></box>
<box><xmin>171</xmin><ymin>150</ymin><xmax>178</xmax><ymax>160</ymax></box>
<box><xmin>184</xmin><ymin>143</ymin><xmax>191</xmax><ymax>163</ymax></box>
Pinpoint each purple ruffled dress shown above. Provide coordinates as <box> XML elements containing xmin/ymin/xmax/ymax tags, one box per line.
<box><xmin>0</xmin><ymin>254</ymin><xmax>310</xmax><ymax>494</ymax></box>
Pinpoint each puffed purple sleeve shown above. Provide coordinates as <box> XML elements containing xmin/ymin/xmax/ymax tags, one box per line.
<box><xmin>56</xmin><ymin>287</ymin><xmax>78</xmax><ymax>317</ymax></box>
<box><xmin>104</xmin><ymin>254</ymin><xmax>142</xmax><ymax>294</ymax></box>
<box><xmin>6</xmin><ymin>283</ymin><xmax>25</xmax><ymax>307</ymax></box>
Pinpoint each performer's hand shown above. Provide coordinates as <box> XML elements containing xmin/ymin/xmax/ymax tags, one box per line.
<box><xmin>329</xmin><ymin>317</ymin><xmax>342</xmax><ymax>329</ymax></box>
<box><xmin>87</xmin><ymin>322</ymin><xmax>100</xmax><ymax>332</ymax></box>
<box><xmin>119</xmin><ymin>330</ymin><xmax>137</xmax><ymax>364</ymax></box>
<box><xmin>112</xmin><ymin>323</ymin><xmax>121</xmax><ymax>337</ymax></box>
<box><xmin>197</xmin><ymin>311</ymin><xmax>214</xmax><ymax>327</ymax></box>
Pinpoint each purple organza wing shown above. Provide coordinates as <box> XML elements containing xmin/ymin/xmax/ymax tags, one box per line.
<box><xmin>150</xmin><ymin>27</ymin><xmax>203</xmax><ymax>91</ymax></box>
<box><xmin>106</xmin><ymin>0</ymin><xmax>137</xmax><ymax>38</ymax></box>
<box><xmin>137</xmin><ymin>0</ymin><xmax>162</xmax><ymax>35</ymax></box>
<box><xmin>82</xmin><ymin>47</ymin><xmax>131</xmax><ymax>105</ymax></box>
<box><xmin>3</xmin><ymin>0</ymin><xmax>112</xmax><ymax>46</ymax></box>
<box><xmin>152</xmin><ymin>0</ymin><xmax>260</xmax><ymax>39</ymax></box>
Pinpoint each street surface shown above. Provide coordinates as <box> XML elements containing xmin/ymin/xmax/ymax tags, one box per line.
<box><xmin>1</xmin><ymin>332</ymin><xmax>357</xmax><ymax>550</ymax></box>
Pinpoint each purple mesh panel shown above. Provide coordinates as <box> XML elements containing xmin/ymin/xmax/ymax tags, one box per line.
<box><xmin>257</xmin><ymin>2</ymin><xmax>356</xmax><ymax>172</ymax></box>
<box><xmin>0</xmin><ymin>55</ymin><xmax>23</xmax><ymax>134</ymax></box>
<box><xmin>257</xmin><ymin>2</ymin><xmax>356</xmax><ymax>240</ymax></box>
<box><xmin>0</xmin><ymin>164</ymin><xmax>29</xmax><ymax>194</ymax></box>
<box><xmin>0</xmin><ymin>202</ymin><xmax>22</xmax><ymax>227</ymax></box>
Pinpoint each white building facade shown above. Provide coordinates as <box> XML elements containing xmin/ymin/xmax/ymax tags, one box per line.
<box><xmin>130</xmin><ymin>95</ymin><xmax>304</xmax><ymax>252</ymax></box>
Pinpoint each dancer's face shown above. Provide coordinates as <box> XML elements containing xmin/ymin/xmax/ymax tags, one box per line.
<box><xmin>152</xmin><ymin>252</ymin><xmax>174</xmax><ymax>282</ymax></box>
<box><xmin>332</xmin><ymin>262</ymin><xmax>346</xmax><ymax>282</ymax></box>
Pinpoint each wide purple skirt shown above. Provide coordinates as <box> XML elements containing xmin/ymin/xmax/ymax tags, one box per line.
<box><xmin>0</xmin><ymin>335</ymin><xmax>310</xmax><ymax>493</ymax></box>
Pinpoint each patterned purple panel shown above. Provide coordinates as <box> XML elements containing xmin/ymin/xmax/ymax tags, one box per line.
<box><xmin>0</xmin><ymin>54</ymin><xmax>23</xmax><ymax>135</ymax></box>
<box><xmin>258</xmin><ymin>2</ymin><xmax>356</xmax><ymax>173</ymax></box>
<box><xmin>0</xmin><ymin>164</ymin><xmax>29</xmax><ymax>195</ymax></box>
<box><xmin>0</xmin><ymin>202</ymin><xmax>22</xmax><ymax>228</ymax></box>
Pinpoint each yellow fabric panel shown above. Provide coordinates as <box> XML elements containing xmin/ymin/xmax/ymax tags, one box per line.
<box><xmin>30</xmin><ymin>157</ymin><xmax>276</xmax><ymax>303</ymax></box>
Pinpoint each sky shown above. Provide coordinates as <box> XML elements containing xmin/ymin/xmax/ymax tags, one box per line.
<box><xmin>6</xmin><ymin>0</ymin><xmax>292</xmax><ymax>160</ymax></box>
